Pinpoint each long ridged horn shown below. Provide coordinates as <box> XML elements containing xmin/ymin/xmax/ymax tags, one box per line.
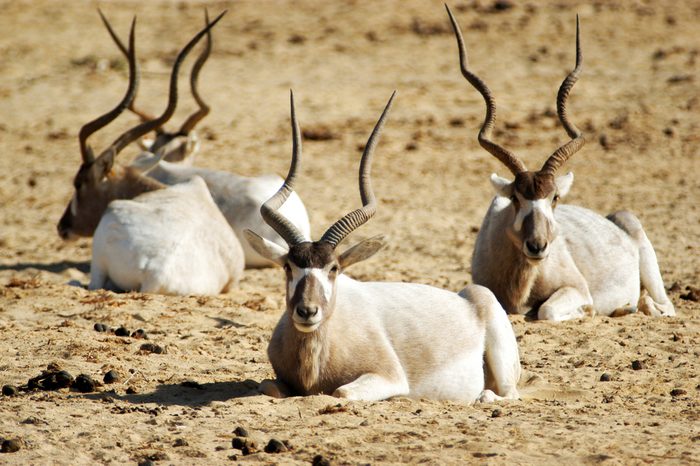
<box><xmin>319</xmin><ymin>92</ymin><xmax>396</xmax><ymax>248</ymax></box>
<box><xmin>177</xmin><ymin>8</ymin><xmax>212</xmax><ymax>135</ymax></box>
<box><xmin>78</xmin><ymin>16</ymin><xmax>138</xmax><ymax>164</ymax></box>
<box><xmin>540</xmin><ymin>15</ymin><xmax>585</xmax><ymax>175</ymax></box>
<box><xmin>97</xmin><ymin>9</ymin><xmax>157</xmax><ymax>125</ymax></box>
<box><xmin>260</xmin><ymin>90</ymin><xmax>308</xmax><ymax>246</ymax></box>
<box><xmin>94</xmin><ymin>10</ymin><xmax>227</xmax><ymax>165</ymax></box>
<box><xmin>445</xmin><ymin>4</ymin><xmax>527</xmax><ymax>176</ymax></box>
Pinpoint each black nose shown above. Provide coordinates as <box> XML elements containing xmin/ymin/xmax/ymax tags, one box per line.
<box><xmin>295</xmin><ymin>305</ymin><xmax>318</xmax><ymax>319</ymax></box>
<box><xmin>525</xmin><ymin>240</ymin><xmax>547</xmax><ymax>255</ymax></box>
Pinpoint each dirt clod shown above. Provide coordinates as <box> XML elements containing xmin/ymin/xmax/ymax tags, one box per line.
<box><xmin>139</xmin><ymin>343</ymin><xmax>164</xmax><ymax>354</ymax></box>
<box><xmin>73</xmin><ymin>374</ymin><xmax>97</xmax><ymax>393</ymax></box>
<box><xmin>670</xmin><ymin>389</ymin><xmax>687</xmax><ymax>397</ymax></box>
<box><xmin>265</xmin><ymin>438</ymin><xmax>288</xmax><ymax>453</ymax></box>
<box><xmin>632</xmin><ymin>360</ymin><xmax>645</xmax><ymax>370</ymax></box>
<box><xmin>103</xmin><ymin>370</ymin><xmax>119</xmax><ymax>384</ymax></box>
<box><xmin>1</xmin><ymin>439</ymin><xmax>22</xmax><ymax>453</ymax></box>
<box><xmin>131</xmin><ymin>329</ymin><xmax>148</xmax><ymax>339</ymax></box>
<box><xmin>233</xmin><ymin>426</ymin><xmax>249</xmax><ymax>437</ymax></box>
<box><xmin>114</xmin><ymin>326</ymin><xmax>130</xmax><ymax>337</ymax></box>
<box><xmin>600</xmin><ymin>373</ymin><xmax>612</xmax><ymax>382</ymax></box>
<box><xmin>94</xmin><ymin>323</ymin><xmax>109</xmax><ymax>332</ymax></box>
<box><xmin>2</xmin><ymin>385</ymin><xmax>18</xmax><ymax>396</ymax></box>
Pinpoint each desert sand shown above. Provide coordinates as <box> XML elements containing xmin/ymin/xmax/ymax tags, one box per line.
<box><xmin>0</xmin><ymin>0</ymin><xmax>698</xmax><ymax>464</ymax></box>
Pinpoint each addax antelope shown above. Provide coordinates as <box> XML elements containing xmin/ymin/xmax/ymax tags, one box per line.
<box><xmin>245</xmin><ymin>91</ymin><xmax>521</xmax><ymax>402</ymax></box>
<box><xmin>446</xmin><ymin>6</ymin><xmax>675</xmax><ymax>321</ymax></box>
<box><xmin>59</xmin><ymin>13</ymin><xmax>244</xmax><ymax>295</ymax></box>
<box><xmin>99</xmin><ymin>10</ymin><xmax>311</xmax><ymax>269</ymax></box>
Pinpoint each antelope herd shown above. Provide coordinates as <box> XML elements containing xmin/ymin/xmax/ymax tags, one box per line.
<box><xmin>52</xmin><ymin>6</ymin><xmax>676</xmax><ymax>402</ymax></box>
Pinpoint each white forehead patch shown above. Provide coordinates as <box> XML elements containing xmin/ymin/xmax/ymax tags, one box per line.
<box><xmin>514</xmin><ymin>199</ymin><xmax>554</xmax><ymax>232</ymax></box>
<box><xmin>288</xmin><ymin>267</ymin><xmax>334</xmax><ymax>303</ymax></box>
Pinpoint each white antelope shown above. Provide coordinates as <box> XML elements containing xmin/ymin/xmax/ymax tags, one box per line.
<box><xmin>446</xmin><ymin>6</ymin><xmax>675</xmax><ymax>321</ymax></box>
<box><xmin>60</xmin><ymin>13</ymin><xmax>244</xmax><ymax>295</ymax></box>
<box><xmin>245</xmin><ymin>91</ymin><xmax>521</xmax><ymax>402</ymax></box>
<box><xmin>99</xmin><ymin>10</ymin><xmax>311</xmax><ymax>269</ymax></box>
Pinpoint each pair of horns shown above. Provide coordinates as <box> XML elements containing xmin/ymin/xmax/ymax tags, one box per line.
<box><xmin>78</xmin><ymin>10</ymin><xmax>225</xmax><ymax>166</ymax></box>
<box><xmin>261</xmin><ymin>91</ymin><xmax>396</xmax><ymax>249</ymax></box>
<box><xmin>445</xmin><ymin>4</ymin><xmax>585</xmax><ymax>176</ymax></box>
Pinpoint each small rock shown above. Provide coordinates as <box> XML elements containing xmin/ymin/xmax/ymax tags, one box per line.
<box><xmin>232</xmin><ymin>437</ymin><xmax>257</xmax><ymax>454</ymax></box>
<box><xmin>94</xmin><ymin>323</ymin><xmax>109</xmax><ymax>332</ymax></box>
<box><xmin>140</xmin><ymin>343</ymin><xmax>164</xmax><ymax>354</ymax></box>
<box><xmin>103</xmin><ymin>370</ymin><xmax>120</xmax><ymax>384</ymax></box>
<box><xmin>491</xmin><ymin>408</ymin><xmax>503</xmax><ymax>417</ymax></box>
<box><xmin>73</xmin><ymin>374</ymin><xmax>97</xmax><ymax>393</ymax></box>
<box><xmin>114</xmin><ymin>326</ymin><xmax>130</xmax><ymax>337</ymax></box>
<box><xmin>233</xmin><ymin>426</ymin><xmax>249</xmax><ymax>437</ymax></box>
<box><xmin>173</xmin><ymin>438</ymin><xmax>188</xmax><ymax>447</ymax></box>
<box><xmin>600</xmin><ymin>373</ymin><xmax>612</xmax><ymax>382</ymax></box>
<box><xmin>2</xmin><ymin>385</ymin><xmax>18</xmax><ymax>396</ymax></box>
<box><xmin>631</xmin><ymin>360</ymin><xmax>645</xmax><ymax>370</ymax></box>
<box><xmin>1</xmin><ymin>439</ymin><xmax>21</xmax><ymax>453</ymax></box>
<box><xmin>131</xmin><ymin>329</ymin><xmax>147</xmax><ymax>339</ymax></box>
<box><xmin>670</xmin><ymin>388</ymin><xmax>687</xmax><ymax>397</ymax></box>
<box><xmin>265</xmin><ymin>438</ymin><xmax>287</xmax><ymax>454</ymax></box>
<box><xmin>313</xmin><ymin>454</ymin><xmax>333</xmax><ymax>466</ymax></box>
<box><xmin>680</xmin><ymin>286</ymin><xmax>700</xmax><ymax>302</ymax></box>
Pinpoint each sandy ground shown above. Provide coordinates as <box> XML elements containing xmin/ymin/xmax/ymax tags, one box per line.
<box><xmin>1</xmin><ymin>0</ymin><xmax>699</xmax><ymax>464</ymax></box>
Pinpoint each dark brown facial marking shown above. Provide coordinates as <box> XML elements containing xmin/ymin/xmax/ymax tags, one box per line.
<box><xmin>287</xmin><ymin>241</ymin><xmax>337</xmax><ymax>269</ymax></box>
<box><xmin>513</xmin><ymin>171</ymin><xmax>556</xmax><ymax>200</ymax></box>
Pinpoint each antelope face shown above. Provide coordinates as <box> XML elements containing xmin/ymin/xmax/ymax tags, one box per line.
<box><xmin>491</xmin><ymin>171</ymin><xmax>574</xmax><ymax>261</ymax></box>
<box><xmin>244</xmin><ymin>231</ymin><xmax>386</xmax><ymax>333</ymax></box>
<box><xmin>57</xmin><ymin>161</ymin><xmax>114</xmax><ymax>240</ymax></box>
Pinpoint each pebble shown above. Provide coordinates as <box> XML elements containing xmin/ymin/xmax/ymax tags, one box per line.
<box><xmin>131</xmin><ymin>329</ymin><xmax>148</xmax><ymax>339</ymax></box>
<box><xmin>313</xmin><ymin>454</ymin><xmax>332</xmax><ymax>466</ymax></box>
<box><xmin>233</xmin><ymin>426</ymin><xmax>249</xmax><ymax>437</ymax></box>
<box><xmin>94</xmin><ymin>323</ymin><xmax>109</xmax><ymax>332</ymax></box>
<box><xmin>600</xmin><ymin>373</ymin><xmax>612</xmax><ymax>382</ymax></box>
<box><xmin>140</xmin><ymin>343</ymin><xmax>164</xmax><ymax>354</ymax></box>
<box><xmin>670</xmin><ymin>388</ymin><xmax>687</xmax><ymax>397</ymax></box>
<box><xmin>631</xmin><ymin>360</ymin><xmax>645</xmax><ymax>370</ymax></box>
<box><xmin>2</xmin><ymin>385</ymin><xmax>18</xmax><ymax>396</ymax></box>
<box><xmin>1</xmin><ymin>439</ymin><xmax>21</xmax><ymax>453</ymax></box>
<box><xmin>265</xmin><ymin>438</ymin><xmax>287</xmax><ymax>453</ymax></box>
<box><xmin>114</xmin><ymin>326</ymin><xmax>130</xmax><ymax>337</ymax></box>
<box><xmin>491</xmin><ymin>409</ymin><xmax>503</xmax><ymax>418</ymax></box>
<box><xmin>73</xmin><ymin>374</ymin><xmax>97</xmax><ymax>393</ymax></box>
<box><xmin>173</xmin><ymin>438</ymin><xmax>188</xmax><ymax>447</ymax></box>
<box><xmin>103</xmin><ymin>370</ymin><xmax>120</xmax><ymax>384</ymax></box>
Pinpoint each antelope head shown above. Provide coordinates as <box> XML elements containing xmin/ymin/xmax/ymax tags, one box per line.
<box><xmin>99</xmin><ymin>9</ymin><xmax>213</xmax><ymax>163</ymax></box>
<box><xmin>447</xmin><ymin>5</ymin><xmax>585</xmax><ymax>261</ymax></box>
<box><xmin>245</xmin><ymin>91</ymin><xmax>395</xmax><ymax>333</ymax></box>
<box><xmin>57</xmin><ymin>11</ymin><xmax>225</xmax><ymax>240</ymax></box>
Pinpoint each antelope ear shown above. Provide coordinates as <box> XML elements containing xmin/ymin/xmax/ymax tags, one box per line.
<box><xmin>555</xmin><ymin>172</ymin><xmax>574</xmax><ymax>198</ymax></box>
<box><xmin>338</xmin><ymin>235</ymin><xmax>387</xmax><ymax>269</ymax></box>
<box><xmin>243</xmin><ymin>230</ymin><xmax>288</xmax><ymax>266</ymax></box>
<box><xmin>490</xmin><ymin>173</ymin><xmax>513</xmax><ymax>198</ymax></box>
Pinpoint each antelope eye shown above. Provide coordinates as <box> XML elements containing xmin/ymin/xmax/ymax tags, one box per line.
<box><xmin>553</xmin><ymin>194</ymin><xmax>560</xmax><ymax>203</ymax></box>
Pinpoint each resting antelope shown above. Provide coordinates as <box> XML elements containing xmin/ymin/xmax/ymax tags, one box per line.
<box><xmin>99</xmin><ymin>8</ymin><xmax>210</xmax><ymax>164</ymax></box>
<box><xmin>60</xmin><ymin>13</ymin><xmax>244</xmax><ymax>294</ymax></box>
<box><xmin>245</xmin><ymin>91</ymin><xmax>521</xmax><ymax>402</ymax></box>
<box><xmin>446</xmin><ymin>6</ymin><xmax>675</xmax><ymax>321</ymax></box>
<box><xmin>97</xmin><ymin>11</ymin><xmax>311</xmax><ymax>269</ymax></box>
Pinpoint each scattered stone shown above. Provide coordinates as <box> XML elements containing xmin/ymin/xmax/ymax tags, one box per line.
<box><xmin>114</xmin><ymin>326</ymin><xmax>130</xmax><ymax>337</ymax></box>
<box><xmin>173</xmin><ymin>438</ymin><xmax>188</xmax><ymax>447</ymax></box>
<box><xmin>313</xmin><ymin>454</ymin><xmax>332</xmax><ymax>466</ymax></box>
<box><xmin>265</xmin><ymin>438</ymin><xmax>287</xmax><ymax>454</ymax></box>
<box><xmin>670</xmin><ymin>388</ymin><xmax>687</xmax><ymax>397</ymax></box>
<box><xmin>131</xmin><ymin>329</ymin><xmax>148</xmax><ymax>339</ymax></box>
<box><xmin>103</xmin><ymin>370</ymin><xmax>120</xmax><ymax>384</ymax></box>
<box><xmin>232</xmin><ymin>437</ymin><xmax>257</xmax><ymax>454</ymax></box>
<box><xmin>73</xmin><ymin>374</ymin><xmax>97</xmax><ymax>393</ymax></box>
<box><xmin>491</xmin><ymin>408</ymin><xmax>503</xmax><ymax>418</ymax></box>
<box><xmin>140</xmin><ymin>343</ymin><xmax>164</xmax><ymax>354</ymax></box>
<box><xmin>680</xmin><ymin>286</ymin><xmax>700</xmax><ymax>302</ymax></box>
<box><xmin>94</xmin><ymin>323</ymin><xmax>109</xmax><ymax>332</ymax></box>
<box><xmin>2</xmin><ymin>385</ymin><xmax>18</xmax><ymax>396</ymax></box>
<box><xmin>600</xmin><ymin>373</ymin><xmax>612</xmax><ymax>382</ymax></box>
<box><xmin>632</xmin><ymin>360</ymin><xmax>645</xmax><ymax>370</ymax></box>
<box><xmin>233</xmin><ymin>426</ymin><xmax>249</xmax><ymax>437</ymax></box>
<box><xmin>1</xmin><ymin>439</ymin><xmax>21</xmax><ymax>453</ymax></box>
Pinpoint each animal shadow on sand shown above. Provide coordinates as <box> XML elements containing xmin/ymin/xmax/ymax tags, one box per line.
<box><xmin>0</xmin><ymin>260</ymin><xmax>90</xmax><ymax>274</ymax></box>
<box><xmin>83</xmin><ymin>379</ymin><xmax>262</xmax><ymax>407</ymax></box>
